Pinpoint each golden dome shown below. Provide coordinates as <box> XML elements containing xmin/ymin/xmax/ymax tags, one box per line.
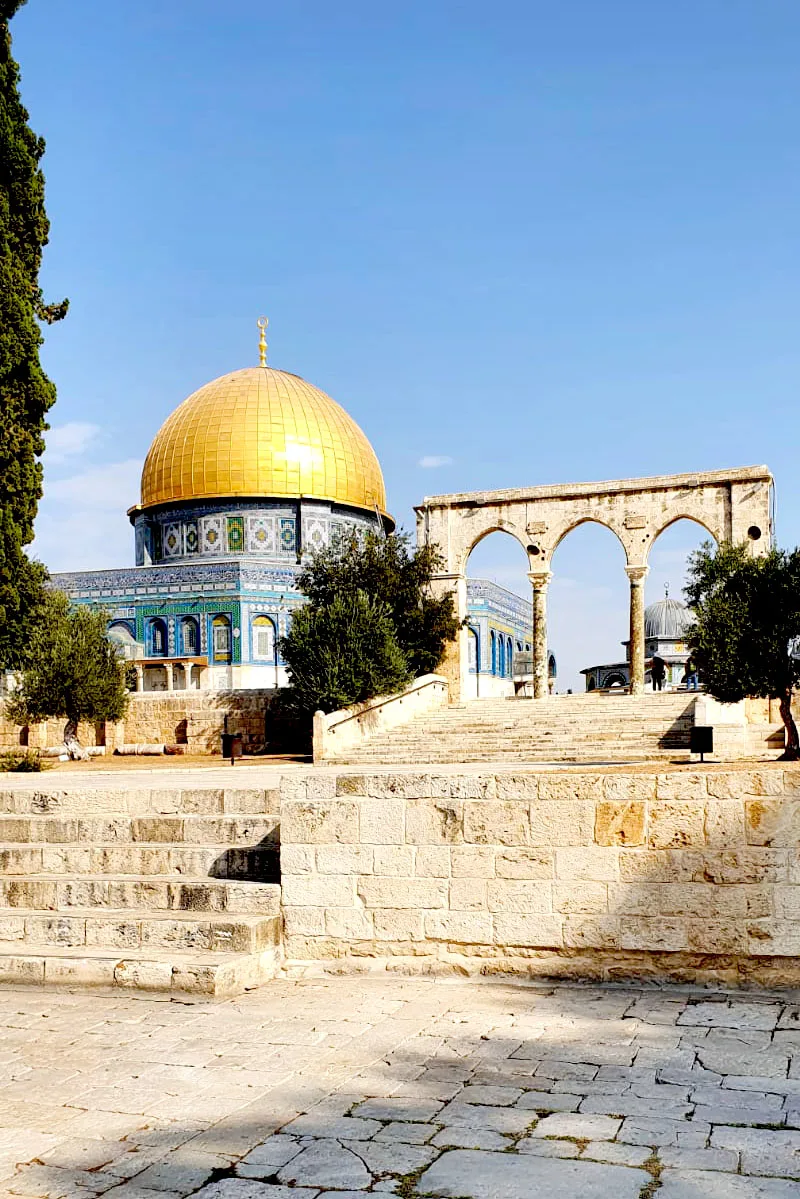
<box><xmin>136</xmin><ymin>365</ymin><xmax>390</xmax><ymax>521</ymax></box>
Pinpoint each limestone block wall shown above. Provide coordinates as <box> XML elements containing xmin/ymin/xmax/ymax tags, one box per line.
<box><xmin>0</xmin><ymin>713</ymin><xmax>100</xmax><ymax>750</ymax></box>
<box><xmin>279</xmin><ymin>766</ymin><xmax>800</xmax><ymax>985</ymax></box>
<box><xmin>122</xmin><ymin>691</ymin><xmax>273</xmax><ymax>752</ymax></box>
<box><xmin>1</xmin><ymin>691</ymin><xmax>273</xmax><ymax>754</ymax></box>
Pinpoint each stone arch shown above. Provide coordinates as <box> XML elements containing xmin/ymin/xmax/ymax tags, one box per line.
<box><xmin>460</xmin><ymin>522</ymin><xmax>529</xmax><ymax>576</ymax></box>
<box><xmin>416</xmin><ymin>465</ymin><xmax>773</xmax><ymax>700</ymax></box>
<box><xmin>647</xmin><ymin>513</ymin><xmax>720</xmax><ymax>559</ymax></box>
<box><xmin>548</xmin><ymin>516</ymin><xmax>630</xmax><ymax>565</ymax></box>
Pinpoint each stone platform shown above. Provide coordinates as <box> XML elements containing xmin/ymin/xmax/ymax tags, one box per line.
<box><xmin>3</xmin><ymin>977</ymin><xmax>800</xmax><ymax>1197</ymax></box>
<box><xmin>5</xmin><ymin>762</ymin><xmax>800</xmax><ymax>995</ymax></box>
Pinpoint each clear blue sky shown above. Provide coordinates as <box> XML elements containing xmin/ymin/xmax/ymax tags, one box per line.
<box><xmin>15</xmin><ymin>0</ymin><xmax>800</xmax><ymax>688</ymax></box>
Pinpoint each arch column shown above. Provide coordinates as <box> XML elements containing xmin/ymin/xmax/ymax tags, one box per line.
<box><xmin>528</xmin><ymin>571</ymin><xmax>552</xmax><ymax>699</ymax></box>
<box><xmin>626</xmin><ymin>565</ymin><xmax>649</xmax><ymax>696</ymax></box>
<box><xmin>164</xmin><ymin>662</ymin><xmax>174</xmax><ymax>692</ymax></box>
<box><xmin>431</xmin><ymin>572</ymin><xmax>468</xmax><ymax>701</ymax></box>
<box><xmin>134</xmin><ymin>664</ymin><xmax>144</xmax><ymax>692</ymax></box>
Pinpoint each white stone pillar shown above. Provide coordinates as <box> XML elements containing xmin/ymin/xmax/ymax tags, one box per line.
<box><xmin>134</xmin><ymin>664</ymin><xmax>144</xmax><ymax>692</ymax></box>
<box><xmin>626</xmin><ymin>565</ymin><xmax>649</xmax><ymax>696</ymax></box>
<box><xmin>164</xmin><ymin>662</ymin><xmax>174</xmax><ymax>692</ymax></box>
<box><xmin>528</xmin><ymin>571</ymin><xmax>552</xmax><ymax>700</ymax></box>
<box><xmin>430</xmin><ymin>572</ymin><xmax>468</xmax><ymax>702</ymax></box>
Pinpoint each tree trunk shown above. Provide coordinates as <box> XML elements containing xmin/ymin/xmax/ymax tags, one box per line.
<box><xmin>63</xmin><ymin>718</ymin><xmax>89</xmax><ymax>761</ymax></box>
<box><xmin>778</xmin><ymin>690</ymin><xmax>799</xmax><ymax>762</ymax></box>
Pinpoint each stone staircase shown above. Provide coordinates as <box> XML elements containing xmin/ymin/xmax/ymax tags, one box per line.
<box><xmin>328</xmin><ymin>692</ymin><xmax>697</xmax><ymax>764</ymax></box>
<box><xmin>0</xmin><ymin>784</ymin><xmax>282</xmax><ymax>996</ymax></box>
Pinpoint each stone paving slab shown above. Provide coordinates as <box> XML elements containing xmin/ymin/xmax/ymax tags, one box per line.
<box><xmin>418</xmin><ymin>1149</ymin><xmax>649</xmax><ymax>1197</ymax></box>
<box><xmin>4</xmin><ymin>977</ymin><xmax>800</xmax><ymax>1199</ymax></box>
<box><xmin>658</xmin><ymin>1172</ymin><xmax>800</xmax><ymax>1197</ymax></box>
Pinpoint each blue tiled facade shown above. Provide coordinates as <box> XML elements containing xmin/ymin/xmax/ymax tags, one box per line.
<box><xmin>53</xmin><ymin>498</ymin><xmax>381</xmax><ymax>691</ymax></box>
<box><xmin>466</xmin><ymin>579</ymin><xmax>534</xmax><ymax>695</ymax></box>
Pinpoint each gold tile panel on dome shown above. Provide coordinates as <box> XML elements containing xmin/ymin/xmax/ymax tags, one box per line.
<box><xmin>133</xmin><ymin>364</ymin><xmax>391</xmax><ymax>522</ymax></box>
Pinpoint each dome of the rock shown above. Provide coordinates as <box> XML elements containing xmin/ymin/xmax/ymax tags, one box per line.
<box><xmin>135</xmin><ymin>365</ymin><xmax>389</xmax><ymax>520</ymax></box>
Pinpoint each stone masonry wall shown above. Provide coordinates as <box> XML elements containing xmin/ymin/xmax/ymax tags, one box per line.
<box><xmin>279</xmin><ymin>766</ymin><xmax>800</xmax><ymax>986</ymax></box>
<box><xmin>0</xmin><ymin>691</ymin><xmax>273</xmax><ymax>754</ymax></box>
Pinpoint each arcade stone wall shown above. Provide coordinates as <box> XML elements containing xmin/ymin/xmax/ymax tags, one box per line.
<box><xmin>280</xmin><ymin>764</ymin><xmax>800</xmax><ymax>986</ymax></box>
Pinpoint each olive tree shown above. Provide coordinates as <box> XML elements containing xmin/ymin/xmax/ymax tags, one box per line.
<box><xmin>6</xmin><ymin>592</ymin><xmax>128</xmax><ymax>758</ymax></box>
<box><xmin>685</xmin><ymin>542</ymin><xmax>800</xmax><ymax>760</ymax></box>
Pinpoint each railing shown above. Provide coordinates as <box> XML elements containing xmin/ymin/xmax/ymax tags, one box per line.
<box><xmin>313</xmin><ymin>674</ymin><xmax>449</xmax><ymax>763</ymax></box>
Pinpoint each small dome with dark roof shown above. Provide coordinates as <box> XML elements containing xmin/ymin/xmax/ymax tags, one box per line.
<box><xmin>644</xmin><ymin>596</ymin><xmax>691</xmax><ymax>639</ymax></box>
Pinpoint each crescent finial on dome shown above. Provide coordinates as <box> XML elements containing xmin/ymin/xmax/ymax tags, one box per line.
<box><xmin>257</xmin><ymin>316</ymin><xmax>268</xmax><ymax>367</ymax></box>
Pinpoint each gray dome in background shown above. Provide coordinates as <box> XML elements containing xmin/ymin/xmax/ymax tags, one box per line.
<box><xmin>644</xmin><ymin>596</ymin><xmax>691</xmax><ymax>639</ymax></box>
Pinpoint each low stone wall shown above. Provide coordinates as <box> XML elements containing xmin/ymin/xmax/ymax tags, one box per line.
<box><xmin>120</xmin><ymin>690</ymin><xmax>273</xmax><ymax>753</ymax></box>
<box><xmin>313</xmin><ymin>674</ymin><xmax>449</xmax><ymax>762</ymax></box>
<box><xmin>0</xmin><ymin>714</ymin><xmax>100</xmax><ymax>751</ymax></box>
<box><xmin>279</xmin><ymin>764</ymin><xmax>800</xmax><ymax>985</ymax></box>
<box><xmin>1</xmin><ymin>691</ymin><xmax>274</xmax><ymax>755</ymax></box>
<box><xmin>696</xmin><ymin>695</ymin><xmax>786</xmax><ymax>760</ymax></box>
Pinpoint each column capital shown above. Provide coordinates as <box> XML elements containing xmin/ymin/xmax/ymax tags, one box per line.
<box><xmin>527</xmin><ymin>570</ymin><xmax>553</xmax><ymax>591</ymax></box>
<box><xmin>625</xmin><ymin>565</ymin><xmax>649</xmax><ymax>584</ymax></box>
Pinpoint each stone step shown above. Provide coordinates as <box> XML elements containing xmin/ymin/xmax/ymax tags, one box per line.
<box><xmin>394</xmin><ymin>714</ymin><xmax>694</xmax><ymax>726</ymax></box>
<box><xmin>0</xmin><ymin>944</ymin><xmax>280</xmax><ymax>995</ymax></box>
<box><xmin>0</xmin><ymin>876</ymin><xmax>281</xmax><ymax>916</ymax></box>
<box><xmin>335</xmin><ymin>751</ymin><xmax>685</xmax><ymax>764</ymax></box>
<box><xmin>0</xmin><ymin>787</ymin><xmax>280</xmax><ymax>817</ymax></box>
<box><xmin>0</xmin><ymin>813</ymin><xmax>280</xmax><ymax>845</ymax></box>
<box><xmin>0</xmin><ymin>843</ymin><xmax>279</xmax><ymax>880</ymax></box>
<box><xmin>327</xmin><ymin>692</ymin><xmax>696</xmax><ymax>764</ymax></box>
<box><xmin>0</xmin><ymin>907</ymin><xmax>280</xmax><ymax>954</ymax></box>
<box><xmin>349</xmin><ymin>731</ymin><xmax>689</xmax><ymax>741</ymax></box>
<box><xmin>360</xmin><ymin>728</ymin><xmax>692</xmax><ymax>740</ymax></box>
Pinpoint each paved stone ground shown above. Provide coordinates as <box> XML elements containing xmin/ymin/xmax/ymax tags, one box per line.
<box><xmin>8</xmin><ymin>757</ymin><xmax>784</xmax><ymax>791</ymax></box>
<box><xmin>3</xmin><ymin>979</ymin><xmax>800</xmax><ymax>1199</ymax></box>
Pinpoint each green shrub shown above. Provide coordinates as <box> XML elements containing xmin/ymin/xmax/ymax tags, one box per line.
<box><xmin>278</xmin><ymin>590</ymin><xmax>412</xmax><ymax>715</ymax></box>
<box><xmin>0</xmin><ymin>749</ymin><xmax>47</xmax><ymax>772</ymax></box>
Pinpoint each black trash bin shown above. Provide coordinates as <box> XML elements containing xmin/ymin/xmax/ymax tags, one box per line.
<box><xmin>221</xmin><ymin>732</ymin><xmax>243</xmax><ymax>764</ymax></box>
<box><xmin>690</xmin><ymin>725</ymin><xmax>713</xmax><ymax>763</ymax></box>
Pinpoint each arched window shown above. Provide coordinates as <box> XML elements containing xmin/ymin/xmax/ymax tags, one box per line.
<box><xmin>548</xmin><ymin>653</ymin><xmax>557</xmax><ymax>679</ymax></box>
<box><xmin>252</xmin><ymin>615</ymin><xmax>276</xmax><ymax>660</ymax></box>
<box><xmin>148</xmin><ymin>619</ymin><xmax>167</xmax><ymax>657</ymax></box>
<box><xmin>498</xmin><ymin>635</ymin><xmax>505</xmax><ymax>678</ymax></box>
<box><xmin>490</xmin><ymin>630</ymin><xmax>497</xmax><ymax>675</ymax></box>
<box><xmin>181</xmin><ymin>616</ymin><xmax>199</xmax><ymax>655</ymax></box>
<box><xmin>506</xmin><ymin>637</ymin><xmax>513</xmax><ymax>676</ymax></box>
<box><xmin>467</xmin><ymin>627</ymin><xmax>479</xmax><ymax>671</ymax></box>
<box><xmin>212</xmin><ymin>615</ymin><xmax>232</xmax><ymax>662</ymax></box>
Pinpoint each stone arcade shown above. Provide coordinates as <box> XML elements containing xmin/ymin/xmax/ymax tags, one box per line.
<box><xmin>417</xmin><ymin>465</ymin><xmax>774</xmax><ymax>701</ymax></box>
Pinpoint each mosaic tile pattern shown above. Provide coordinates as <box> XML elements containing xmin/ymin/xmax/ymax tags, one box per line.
<box><xmin>226</xmin><ymin>515</ymin><xmax>245</xmax><ymax>554</ymax></box>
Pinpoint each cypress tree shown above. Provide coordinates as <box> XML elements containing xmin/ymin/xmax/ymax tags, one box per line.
<box><xmin>0</xmin><ymin>0</ymin><xmax>67</xmax><ymax>669</ymax></box>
